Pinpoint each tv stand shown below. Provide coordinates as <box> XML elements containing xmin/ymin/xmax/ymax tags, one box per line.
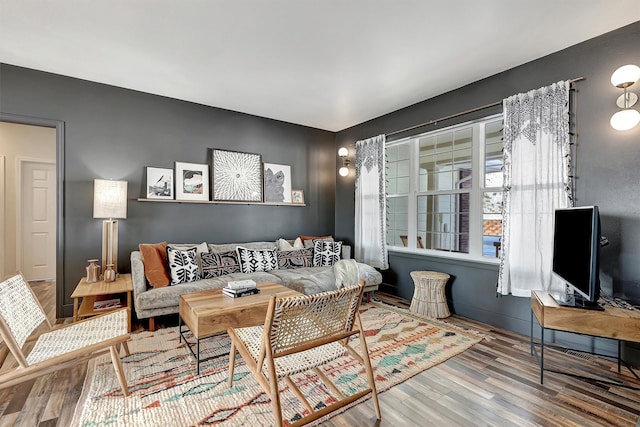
<box><xmin>552</xmin><ymin>293</ymin><xmax>604</xmax><ymax>311</ymax></box>
<box><xmin>531</xmin><ymin>290</ymin><xmax>640</xmax><ymax>389</ymax></box>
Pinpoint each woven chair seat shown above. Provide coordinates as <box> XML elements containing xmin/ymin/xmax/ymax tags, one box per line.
<box><xmin>234</xmin><ymin>324</ymin><xmax>347</xmax><ymax>378</ymax></box>
<box><xmin>26</xmin><ymin>309</ymin><xmax>128</xmax><ymax>364</ymax></box>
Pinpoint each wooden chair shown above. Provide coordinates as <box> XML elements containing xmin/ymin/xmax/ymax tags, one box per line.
<box><xmin>0</xmin><ymin>273</ymin><xmax>131</xmax><ymax>395</ymax></box>
<box><xmin>227</xmin><ymin>281</ymin><xmax>381</xmax><ymax>427</ymax></box>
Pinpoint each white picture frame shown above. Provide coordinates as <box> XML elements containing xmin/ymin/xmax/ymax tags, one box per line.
<box><xmin>291</xmin><ymin>189</ymin><xmax>305</xmax><ymax>204</ymax></box>
<box><xmin>175</xmin><ymin>161</ymin><xmax>209</xmax><ymax>201</ymax></box>
<box><xmin>145</xmin><ymin>166</ymin><xmax>174</xmax><ymax>199</ymax></box>
<box><xmin>264</xmin><ymin>163</ymin><xmax>292</xmax><ymax>203</ymax></box>
<box><xmin>211</xmin><ymin>149</ymin><xmax>263</xmax><ymax>202</ymax></box>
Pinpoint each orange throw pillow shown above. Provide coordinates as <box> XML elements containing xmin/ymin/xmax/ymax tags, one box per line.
<box><xmin>139</xmin><ymin>242</ymin><xmax>170</xmax><ymax>288</ymax></box>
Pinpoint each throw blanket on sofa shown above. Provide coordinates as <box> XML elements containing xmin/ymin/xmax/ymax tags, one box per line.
<box><xmin>334</xmin><ymin>259</ymin><xmax>359</xmax><ymax>288</ymax></box>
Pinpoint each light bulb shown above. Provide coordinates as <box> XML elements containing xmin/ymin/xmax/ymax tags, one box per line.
<box><xmin>610</xmin><ymin>109</ymin><xmax>640</xmax><ymax>131</ymax></box>
<box><xmin>338</xmin><ymin>147</ymin><xmax>348</xmax><ymax>157</ymax></box>
<box><xmin>339</xmin><ymin>166</ymin><xmax>349</xmax><ymax>176</ymax></box>
<box><xmin>611</xmin><ymin>64</ymin><xmax>640</xmax><ymax>88</ymax></box>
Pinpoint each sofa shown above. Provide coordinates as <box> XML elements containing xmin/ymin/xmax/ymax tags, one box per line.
<box><xmin>131</xmin><ymin>240</ymin><xmax>382</xmax><ymax>330</ymax></box>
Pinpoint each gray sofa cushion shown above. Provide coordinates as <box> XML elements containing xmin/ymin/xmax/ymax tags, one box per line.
<box><xmin>136</xmin><ymin>271</ymin><xmax>281</xmax><ymax>311</ymax></box>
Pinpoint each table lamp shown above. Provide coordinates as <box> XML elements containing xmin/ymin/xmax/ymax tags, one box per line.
<box><xmin>93</xmin><ymin>179</ymin><xmax>127</xmax><ymax>277</ymax></box>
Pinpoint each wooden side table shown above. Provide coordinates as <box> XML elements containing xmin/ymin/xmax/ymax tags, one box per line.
<box><xmin>409</xmin><ymin>271</ymin><xmax>451</xmax><ymax>318</ymax></box>
<box><xmin>71</xmin><ymin>273</ymin><xmax>133</xmax><ymax>332</ymax></box>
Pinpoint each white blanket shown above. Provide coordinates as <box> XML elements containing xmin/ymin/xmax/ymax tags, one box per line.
<box><xmin>333</xmin><ymin>259</ymin><xmax>359</xmax><ymax>289</ymax></box>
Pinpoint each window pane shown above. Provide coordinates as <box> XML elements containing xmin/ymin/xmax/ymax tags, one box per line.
<box><xmin>485</xmin><ymin>120</ymin><xmax>503</xmax><ymax>188</ymax></box>
<box><xmin>417</xmin><ymin>194</ymin><xmax>469</xmax><ymax>253</ymax></box>
<box><xmin>387</xmin><ymin>142</ymin><xmax>411</xmax><ymax>194</ymax></box>
<box><xmin>418</xmin><ymin>136</ymin><xmax>436</xmax><ymax>157</ymax></box>
<box><xmin>453</xmin><ymin>147</ymin><xmax>472</xmax><ymax>165</ymax></box>
<box><xmin>483</xmin><ymin>191</ymin><xmax>503</xmax><ymax>258</ymax></box>
<box><xmin>454</xmin><ymin>127</ymin><xmax>472</xmax><ymax>149</ymax></box>
<box><xmin>386</xmin><ymin>196</ymin><xmax>408</xmax><ymax>247</ymax></box>
<box><xmin>396</xmin><ymin>177</ymin><xmax>410</xmax><ymax>193</ymax></box>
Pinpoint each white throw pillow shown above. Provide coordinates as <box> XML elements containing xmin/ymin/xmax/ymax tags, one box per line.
<box><xmin>167</xmin><ymin>246</ymin><xmax>201</xmax><ymax>285</ymax></box>
<box><xmin>237</xmin><ymin>247</ymin><xmax>279</xmax><ymax>273</ymax></box>
<box><xmin>313</xmin><ymin>240</ymin><xmax>342</xmax><ymax>267</ymax></box>
<box><xmin>277</xmin><ymin>237</ymin><xmax>304</xmax><ymax>251</ymax></box>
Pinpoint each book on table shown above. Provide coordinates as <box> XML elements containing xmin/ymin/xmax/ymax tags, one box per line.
<box><xmin>226</xmin><ymin>279</ymin><xmax>257</xmax><ymax>290</ymax></box>
<box><xmin>93</xmin><ymin>298</ymin><xmax>122</xmax><ymax>310</ymax></box>
<box><xmin>222</xmin><ymin>287</ymin><xmax>260</xmax><ymax>298</ymax></box>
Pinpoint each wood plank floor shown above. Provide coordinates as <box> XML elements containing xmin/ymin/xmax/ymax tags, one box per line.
<box><xmin>1</xmin><ymin>283</ymin><xmax>639</xmax><ymax>426</ymax></box>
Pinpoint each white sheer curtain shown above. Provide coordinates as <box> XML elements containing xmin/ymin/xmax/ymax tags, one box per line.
<box><xmin>354</xmin><ymin>134</ymin><xmax>388</xmax><ymax>270</ymax></box>
<box><xmin>497</xmin><ymin>81</ymin><xmax>573</xmax><ymax>297</ymax></box>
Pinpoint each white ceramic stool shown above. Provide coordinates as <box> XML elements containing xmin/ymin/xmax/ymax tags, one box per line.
<box><xmin>409</xmin><ymin>271</ymin><xmax>451</xmax><ymax>318</ymax></box>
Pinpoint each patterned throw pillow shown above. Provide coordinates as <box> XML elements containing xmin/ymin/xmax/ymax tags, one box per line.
<box><xmin>201</xmin><ymin>251</ymin><xmax>241</xmax><ymax>278</ymax></box>
<box><xmin>277</xmin><ymin>248</ymin><xmax>314</xmax><ymax>269</ymax></box>
<box><xmin>313</xmin><ymin>240</ymin><xmax>342</xmax><ymax>267</ymax></box>
<box><xmin>301</xmin><ymin>235</ymin><xmax>334</xmax><ymax>249</ymax></box>
<box><xmin>167</xmin><ymin>246</ymin><xmax>200</xmax><ymax>285</ymax></box>
<box><xmin>236</xmin><ymin>247</ymin><xmax>278</xmax><ymax>273</ymax></box>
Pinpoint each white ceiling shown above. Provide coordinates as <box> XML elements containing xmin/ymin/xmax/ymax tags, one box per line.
<box><xmin>1</xmin><ymin>1</ymin><xmax>639</xmax><ymax>132</ymax></box>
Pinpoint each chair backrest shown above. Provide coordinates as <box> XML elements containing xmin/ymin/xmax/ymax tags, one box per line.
<box><xmin>0</xmin><ymin>274</ymin><xmax>48</xmax><ymax>349</ymax></box>
<box><xmin>267</xmin><ymin>282</ymin><xmax>364</xmax><ymax>355</ymax></box>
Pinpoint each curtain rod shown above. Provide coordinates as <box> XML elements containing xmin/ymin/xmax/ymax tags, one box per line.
<box><xmin>386</xmin><ymin>77</ymin><xmax>585</xmax><ymax>138</ymax></box>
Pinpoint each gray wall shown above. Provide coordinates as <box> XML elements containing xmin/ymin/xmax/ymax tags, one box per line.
<box><xmin>336</xmin><ymin>21</ymin><xmax>640</xmax><ymax>359</ymax></box>
<box><xmin>0</xmin><ymin>64</ymin><xmax>336</xmax><ymax>316</ymax></box>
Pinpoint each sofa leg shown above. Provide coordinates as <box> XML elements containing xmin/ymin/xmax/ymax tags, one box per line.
<box><xmin>148</xmin><ymin>317</ymin><xmax>156</xmax><ymax>332</ymax></box>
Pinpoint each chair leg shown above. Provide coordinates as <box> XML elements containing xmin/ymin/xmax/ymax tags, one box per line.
<box><xmin>266</xmin><ymin>356</ymin><xmax>283</xmax><ymax>426</ymax></box>
<box><xmin>122</xmin><ymin>340</ymin><xmax>130</xmax><ymax>356</ymax></box>
<box><xmin>357</xmin><ymin>314</ymin><xmax>381</xmax><ymax>420</ymax></box>
<box><xmin>228</xmin><ymin>341</ymin><xmax>237</xmax><ymax>388</ymax></box>
<box><xmin>0</xmin><ymin>344</ymin><xmax>9</xmax><ymax>368</ymax></box>
<box><xmin>148</xmin><ymin>317</ymin><xmax>156</xmax><ymax>332</ymax></box>
<box><xmin>110</xmin><ymin>345</ymin><xmax>130</xmax><ymax>396</ymax></box>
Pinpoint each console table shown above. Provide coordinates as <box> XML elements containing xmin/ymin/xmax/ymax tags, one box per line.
<box><xmin>530</xmin><ymin>290</ymin><xmax>640</xmax><ymax>388</ymax></box>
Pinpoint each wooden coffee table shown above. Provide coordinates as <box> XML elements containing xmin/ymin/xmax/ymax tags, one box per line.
<box><xmin>179</xmin><ymin>282</ymin><xmax>301</xmax><ymax>373</ymax></box>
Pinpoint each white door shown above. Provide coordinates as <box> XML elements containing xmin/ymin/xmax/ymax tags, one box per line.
<box><xmin>19</xmin><ymin>160</ymin><xmax>56</xmax><ymax>280</ymax></box>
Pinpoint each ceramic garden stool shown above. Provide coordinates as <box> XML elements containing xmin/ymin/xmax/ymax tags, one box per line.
<box><xmin>409</xmin><ymin>271</ymin><xmax>451</xmax><ymax>318</ymax></box>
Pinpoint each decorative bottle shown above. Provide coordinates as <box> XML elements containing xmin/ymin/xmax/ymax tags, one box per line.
<box><xmin>104</xmin><ymin>264</ymin><xmax>116</xmax><ymax>282</ymax></box>
<box><xmin>86</xmin><ymin>259</ymin><xmax>99</xmax><ymax>283</ymax></box>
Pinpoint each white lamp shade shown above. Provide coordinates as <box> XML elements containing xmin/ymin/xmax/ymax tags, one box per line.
<box><xmin>93</xmin><ymin>179</ymin><xmax>128</xmax><ymax>219</ymax></box>
<box><xmin>338</xmin><ymin>166</ymin><xmax>349</xmax><ymax>176</ymax></box>
<box><xmin>338</xmin><ymin>147</ymin><xmax>348</xmax><ymax>157</ymax></box>
<box><xmin>610</xmin><ymin>109</ymin><xmax>640</xmax><ymax>131</ymax></box>
<box><xmin>611</xmin><ymin>64</ymin><xmax>640</xmax><ymax>88</ymax></box>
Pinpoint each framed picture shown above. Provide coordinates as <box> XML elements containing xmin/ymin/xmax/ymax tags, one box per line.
<box><xmin>264</xmin><ymin>163</ymin><xmax>292</xmax><ymax>203</ymax></box>
<box><xmin>291</xmin><ymin>189</ymin><xmax>305</xmax><ymax>204</ymax></box>
<box><xmin>144</xmin><ymin>166</ymin><xmax>173</xmax><ymax>199</ymax></box>
<box><xmin>175</xmin><ymin>162</ymin><xmax>209</xmax><ymax>201</ymax></box>
<box><xmin>211</xmin><ymin>149</ymin><xmax>263</xmax><ymax>202</ymax></box>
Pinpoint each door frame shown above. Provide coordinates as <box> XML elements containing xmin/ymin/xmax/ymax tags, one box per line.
<box><xmin>0</xmin><ymin>155</ymin><xmax>5</xmax><ymax>279</ymax></box>
<box><xmin>15</xmin><ymin>157</ymin><xmax>57</xmax><ymax>280</ymax></box>
<box><xmin>0</xmin><ymin>113</ymin><xmax>65</xmax><ymax>318</ymax></box>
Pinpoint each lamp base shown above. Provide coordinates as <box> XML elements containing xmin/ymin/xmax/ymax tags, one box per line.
<box><xmin>101</xmin><ymin>219</ymin><xmax>119</xmax><ymax>277</ymax></box>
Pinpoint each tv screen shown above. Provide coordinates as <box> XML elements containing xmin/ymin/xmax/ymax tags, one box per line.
<box><xmin>552</xmin><ymin>206</ymin><xmax>601</xmax><ymax>308</ymax></box>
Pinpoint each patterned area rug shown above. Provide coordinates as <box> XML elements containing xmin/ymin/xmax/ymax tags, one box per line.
<box><xmin>72</xmin><ymin>302</ymin><xmax>484</xmax><ymax>426</ymax></box>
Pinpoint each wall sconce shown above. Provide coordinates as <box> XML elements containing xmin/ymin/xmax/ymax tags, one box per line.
<box><xmin>93</xmin><ymin>179</ymin><xmax>128</xmax><ymax>278</ymax></box>
<box><xmin>338</xmin><ymin>147</ymin><xmax>350</xmax><ymax>176</ymax></box>
<box><xmin>610</xmin><ymin>64</ymin><xmax>640</xmax><ymax>131</ymax></box>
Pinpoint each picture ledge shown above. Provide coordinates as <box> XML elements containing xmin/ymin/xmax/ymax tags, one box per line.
<box><xmin>137</xmin><ymin>198</ymin><xmax>306</xmax><ymax>207</ymax></box>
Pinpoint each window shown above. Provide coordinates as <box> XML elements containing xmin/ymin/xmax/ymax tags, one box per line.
<box><xmin>386</xmin><ymin>114</ymin><xmax>503</xmax><ymax>260</ymax></box>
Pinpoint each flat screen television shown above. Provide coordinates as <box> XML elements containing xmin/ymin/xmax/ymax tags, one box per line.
<box><xmin>551</xmin><ymin>206</ymin><xmax>602</xmax><ymax>310</ymax></box>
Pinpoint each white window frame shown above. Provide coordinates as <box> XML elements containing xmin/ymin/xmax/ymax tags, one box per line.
<box><xmin>386</xmin><ymin>113</ymin><xmax>502</xmax><ymax>264</ymax></box>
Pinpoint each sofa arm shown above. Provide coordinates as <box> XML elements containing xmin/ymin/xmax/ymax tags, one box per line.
<box><xmin>130</xmin><ymin>251</ymin><xmax>148</xmax><ymax>309</ymax></box>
